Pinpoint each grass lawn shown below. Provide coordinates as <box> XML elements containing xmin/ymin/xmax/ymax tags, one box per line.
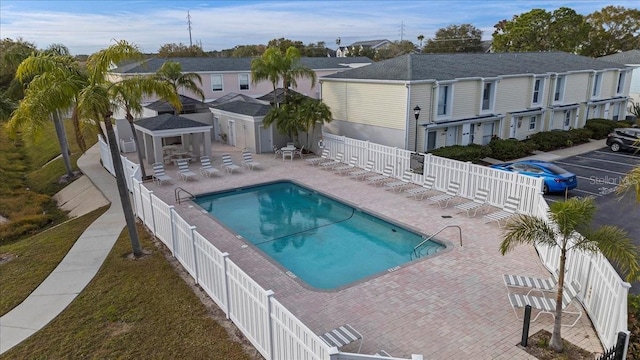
<box><xmin>0</xmin><ymin>223</ymin><xmax>253</xmax><ymax>359</ymax></box>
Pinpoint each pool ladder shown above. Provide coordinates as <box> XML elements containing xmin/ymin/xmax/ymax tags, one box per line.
<box><xmin>175</xmin><ymin>187</ymin><xmax>195</xmax><ymax>204</ymax></box>
<box><xmin>411</xmin><ymin>225</ymin><xmax>462</xmax><ymax>259</ymax></box>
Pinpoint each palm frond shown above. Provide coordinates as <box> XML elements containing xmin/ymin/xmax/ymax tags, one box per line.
<box><xmin>500</xmin><ymin>214</ymin><xmax>557</xmax><ymax>254</ymax></box>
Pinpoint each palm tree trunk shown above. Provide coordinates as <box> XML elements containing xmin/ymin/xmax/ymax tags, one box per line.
<box><xmin>126</xmin><ymin>113</ymin><xmax>147</xmax><ymax>179</ymax></box>
<box><xmin>104</xmin><ymin>112</ymin><xmax>143</xmax><ymax>257</ymax></box>
<box><xmin>71</xmin><ymin>106</ymin><xmax>87</xmax><ymax>152</ymax></box>
<box><xmin>550</xmin><ymin>251</ymin><xmax>567</xmax><ymax>352</ymax></box>
<box><xmin>52</xmin><ymin>112</ymin><xmax>75</xmax><ymax>178</ymax></box>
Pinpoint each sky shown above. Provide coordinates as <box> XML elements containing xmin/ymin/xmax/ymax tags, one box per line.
<box><xmin>1</xmin><ymin>1</ymin><xmax>637</xmax><ymax>55</ymax></box>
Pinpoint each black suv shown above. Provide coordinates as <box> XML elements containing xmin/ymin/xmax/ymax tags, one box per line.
<box><xmin>606</xmin><ymin>128</ymin><xmax>640</xmax><ymax>152</ymax></box>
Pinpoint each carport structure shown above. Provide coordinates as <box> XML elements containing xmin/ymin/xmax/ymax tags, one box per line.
<box><xmin>134</xmin><ymin>114</ymin><xmax>212</xmax><ymax>164</ymax></box>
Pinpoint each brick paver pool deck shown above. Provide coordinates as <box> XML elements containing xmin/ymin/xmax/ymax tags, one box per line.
<box><xmin>139</xmin><ymin>144</ymin><xmax>604</xmax><ymax>359</ymax></box>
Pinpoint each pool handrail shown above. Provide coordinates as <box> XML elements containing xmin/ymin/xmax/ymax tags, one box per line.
<box><xmin>175</xmin><ymin>186</ymin><xmax>195</xmax><ymax>204</ymax></box>
<box><xmin>412</xmin><ymin>225</ymin><xmax>462</xmax><ymax>259</ymax></box>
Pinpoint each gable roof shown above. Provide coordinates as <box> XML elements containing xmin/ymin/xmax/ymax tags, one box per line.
<box><xmin>145</xmin><ymin>94</ymin><xmax>208</xmax><ymax>113</ymax></box>
<box><xmin>135</xmin><ymin>114</ymin><xmax>211</xmax><ymax>131</ymax></box>
<box><xmin>207</xmin><ymin>93</ymin><xmax>265</xmax><ymax>106</ymax></box>
<box><xmin>112</xmin><ymin>56</ymin><xmax>372</xmax><ymax>74</ymax></box>
<box><xmin>256</xmin><ymin>88</ymin><xmax>304</xmax><ymax>104</ymax></box>
<box><xmin>348</xmin><ymin>40</ymin><xmax>391</xmax><ymax>49</ymax></box>
<box><xmin>207</xmin><ymin>92</ymin><xmax>271</xmax><ymax>117</ymax></box>
<box><xmin>322</xmin><ymin>52</ymin><xmax>629</xmax><ymax>82</ymax></box>
<box><xmin>599</xmin><ymin>50</ymin><xmax>640</xmax><ymax>65</ymax></box>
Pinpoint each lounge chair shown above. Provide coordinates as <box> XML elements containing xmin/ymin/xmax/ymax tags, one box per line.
<box><xmin>454</xmin><ymin>188</ymin><xmax>490</xmax><ymax>217</ymax></box>
<box><xmin>272</xmin><ymin>145</ymin><xmax>283</xmax><ymax>158</ymax></box>
<box><xmin>199</xmin><ymin>156</ymin><xmax>221</xmax><ymax>177</ymax></box>
<box><xmin>306</xmin><ymin>148</ymin><xmax>330</xmax><ymax>166</ymax></box>
<box><xmin>176</xmin><ymin>159</ymin><xmax>197</xmax><ymax>181</ymax></box>
<box><xmin>152</xmin><ymin>163</ymin><xmax>173</xmax><ymax>185</ymax></box>
<box><xmin>428</xmin><ymin>181</ymin><xmax>461</xmax><ymax>208</ymax></box>
<box><xmin>366</xmin><ymin>164</ymin><xmax>394</xmax><ymax>186</ymax></box>
<box><xmin>319</xmin><ymin>152</ymin><xmax>344</xmax><ymax>169</ymax></box>
<box><xmin>348</xmin><ymin>159</ymin><xmax>375</xmax><ymax>180</ymax></box>
<box><xmin>293</xmin><ymin>145</ymin><xmax>304</xmax><ymax>159</ymax></box>
<box><xmin>484</xmin><ymin>196</ymin><xmax>520</xmax><ymax>227</ymax></box>
<box><xmin>503</xmin><ymin>269</ymin><xmax>560</xmax><ymax>296</ymax></box>
<box><xmin>319</xmin><ymin>324</ymin><xmax>363</xmax><ymax>353</ymax></box>
<box><xmin>405</xmin><ymin>175</ymin><xmax>437</xmax><ymax>200</ymax></box>
<box><xmin>242</xmin><ymin>150</ymin><xmax>261</xmax><ymax>170</ymax></box>
<box><xmin>221</xmin><ymin>153</ymin><xmax>241</xmax><ymax>173</ymax></box>
<box><xmin>384</xmin><ymin>169</ymin><xmax>415</xmax><ymax>193</ymax></box>
<box><xmin>508</xmin><ymin>280</ymin><xmax>583</xmax><ymax>327</ymax></box>
<box><xmin>333</xmin><ymin>155</ymin><xmax>358</xmax><ymax>175</ymax></box>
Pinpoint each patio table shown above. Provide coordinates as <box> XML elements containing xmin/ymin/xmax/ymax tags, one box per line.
<box><xmin>281</xmin><ymin>146</ymin><xmax>296</xmax><ymax>161</ymax></box>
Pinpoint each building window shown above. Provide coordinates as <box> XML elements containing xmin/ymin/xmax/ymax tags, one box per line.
<box><xmin>554</xmin><ymin>76</ymin><xmax>564</xmax><ymax>102</ymax></box>
<box><xmin>592</xmin><ymin>73</ymin><xmax>601</xmax><ymax>98</ymax></box>
<box><xmin>617</xmin><ymin>72</ymin><xmax>626</xmax><ymax>94</ymax></box>
<box><xmin>482</xmin><ymin>81</ymin><xmax>495</xmax><ymax>111</ymax></box>
<box><xmin>532</xmin><ymin>78</ymin><xmax>542</xmax><ymax>105</ymax></box>
<box><xmin>437</xmin><ymin>85</ymin><xmax>450</xmax><ymax>116</ymax></box>
<box><xmin>239</xmin><ymin>74</ymin><xmax>249</xmax><ymax>91</ymax></box>
<box><xmin>211</xmin><ymin>74</ymin><xmax>223</xmax><ymax>91</ymax></box>
<box><xmin>613</xmin><ymin>102</ymin><xmax>621</xmax><ymax>120</ymax></box>
<box><xmin>564</xmin><ymin>110</ymin><xmax>571</xmax><ymax>127</ymax></box>
<box><xmin>529</xmin><ymin>116</ymin><xmax>536</xmax><ymax>130</ymax></box>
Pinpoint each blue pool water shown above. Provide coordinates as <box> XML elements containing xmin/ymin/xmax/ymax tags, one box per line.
<box><xmin>194</xmin><ymin>181</ymin><xmax>446</xmax><ymax>290</ymax></box>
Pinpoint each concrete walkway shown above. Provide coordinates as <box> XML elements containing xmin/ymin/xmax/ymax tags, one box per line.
<box><xmin>0</xmin><ymin>143</ymin><xmax>124</xmax><ymax>354</ymax></box>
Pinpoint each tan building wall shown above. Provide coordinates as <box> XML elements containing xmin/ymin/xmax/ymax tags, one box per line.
<box><xmin>450</xmin><ymin>81</ymin><xmax>477</xmax><ymax>119</ymax></box>
<box><xmin>495</xmin><ymin>77</ymin><xmax>531</xmax><ymax>114</ymax></box>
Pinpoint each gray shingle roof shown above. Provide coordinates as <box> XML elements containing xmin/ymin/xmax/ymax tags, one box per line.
<box><xmin>349</xmin><ymin>40</ymin><xmax>390</xmax><ymax>48</ymax></box>
<box><xmin>599</xmin><ymin>50</ymin><xmax>640</xmax><ymax>65</ymax></box>
<box><xmin>135</xmin><ymin>114</ymin><xmax>211</xmax><ymax>131</ymax></box>
<box><xmin>146</xmin><ymin>94</ymin><xmax>208</xmax><ymax>113</ymax></box>
<box><xmin>256</xmin><ymin>88</ymin><xmax>304</xmax><ymax>104</ymax></box>
<box><xmin>112</xmin><ymin>56</ymin><xmax>372</xmax><ymax>74</ymax></box>
<box><xmin>322</xmin><ymin>52</ymin><xmax>629</xmax><ymax>82</ymax></box>
<box><xmin>211</xmin><ymin>101</ymin><xmax>270</xmax><ymax>117</ymax></box>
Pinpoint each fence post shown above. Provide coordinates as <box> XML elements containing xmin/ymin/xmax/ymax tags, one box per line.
<box><xmin>149</xmin><ymin>190</ymin><xmax>156</xmax><ymax>234</ymax></box>
<box><xmin>266</xmin><ymin>290</ymin><xmax>275</xmax><ymax>360</ymax></box>
<box><xmin>328</xmin><ymin>346</ymin><xmax>340</xmax><ymax>360</ymax></box>
<box><xmin>222</xmin><ymin>253</ymin><xmax>231</xmax><ymax>320</ymax></box>
<box><xmin>170</xmin><ymin>208</ymin><xmax>177</xmax><ymax>257</ymax></box>
<box><xmin>614</xmin><ymin>331</ymin><xmax>629</xmax><ymax>360</ymax></box>
<box><xmin>189</xmin><ymin>226</ymin><xmax>199</xmax><ymax>284</ymax></box>
<box><xmin>521</xmin><ymin>305</ymin><xmax>532</xmax><ymax>347</ymax></box>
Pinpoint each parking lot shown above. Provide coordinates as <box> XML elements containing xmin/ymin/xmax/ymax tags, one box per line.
<box><xmin>544</xmin><ymin>147</ymin><xmax>640</xmax><ymax>293</ymax></box>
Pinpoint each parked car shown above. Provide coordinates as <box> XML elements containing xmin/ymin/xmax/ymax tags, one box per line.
<box><xmin>490</xmin><ymin>160</ymin><xmax>577</xmax><ymax>194</ymax></box>
<box><xmin>606</xmin><ymin>128</ymin><xmax>640</xmax><ymax>152</ymax></box>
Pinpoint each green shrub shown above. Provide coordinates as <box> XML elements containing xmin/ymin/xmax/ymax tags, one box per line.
<box><xmin>529</xmin><ymin>131</ymin><xmax>571</xmax><ymax>151</ymax></box>
<box><xmin>567</xmin><ymin>128</ymin><xmax>592</xmax><ymax>145</ymax></box>
<box><xmin>585</xmin><ymin>119</ymin><xmax>619</xmax><ymax>139</ymax></box>
<box><xmin>629</xmin><ymin>294</ymin><xmax>640</xmax><ymax>358</ymax></box>
<box><xmin>488</xmin><ymin>138</ymin><xmax>530</xmax><ymax>161</ymax></box>
<box><xmin>429</xmin><ymin>144</ymin><xmax>492</xmax><ymax>163</ymax></box>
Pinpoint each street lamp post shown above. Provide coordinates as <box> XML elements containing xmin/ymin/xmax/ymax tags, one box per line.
<box><xmin>413</xmin><ymin>105</ymin><xmax>421</xmax><ymax>152</ymax></box>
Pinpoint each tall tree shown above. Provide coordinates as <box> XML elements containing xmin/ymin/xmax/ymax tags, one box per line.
<box><xmin>417</xmin><ymin>35</ymin><xmax>424</xmax><ymax>50</ymax></box>
<box><xmin>251</xmin><ymin>46</ymin><xmax>316</xmax><ymax>105</ymax></box>
<box><xmin>262</xmin><ymin>93</ymin><xmax>331</xmax><ymax>145</ymax></box>
<box><xmin>7</xmin><ymin>53</ymin><xmax>84</xmax><ymax>179</ymax></box>
<box><xmin>582</xmin><ymin>6</ymin><xmax>640</xmax><ymax>57</ymax></box>
<box><xmin>375</xmin><ymin>40</ymin><xmax>416</xmax><ymax>60</ymax></box>
<box><xmin>492</xmin><ymin>7</ymin><xmax>589</xmax><ymax>53</ymax></box>
<box><xmin>267</xmin><ymin>38</ymin><xmax>305</xmax><ymax>54</ymax></box>
<box><xmin>500</xmin><ymin>196</ymin><xmax>639</xmax><ymax>352</ymax></box>
<box><xmin>154</xmin><ymin>60</ymin><xmax>205</xmax><ymax>106</ymax></box>
<box><xmin>423</xmin><ymin>24</ymin><xmax>483</xmax><ymax>53</ymax></box>
<box><xmin>157</xmin><ymin>43</ymin><xmax>207</xmax><ymax>57</ymax></box>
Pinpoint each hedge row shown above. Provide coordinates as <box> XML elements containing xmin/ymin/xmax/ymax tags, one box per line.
<box><xmin>431</xmin><ymin>120</ymin><xmax>624</xmax><ymax>163</ymax></box>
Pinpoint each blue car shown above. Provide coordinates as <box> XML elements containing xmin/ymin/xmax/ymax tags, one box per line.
<box><xmin>490</xmin><ymin>160</ymin><xmax>578</xmax><ymax>194</ymax></box>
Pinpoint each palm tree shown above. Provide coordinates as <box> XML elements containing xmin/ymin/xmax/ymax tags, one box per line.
<box><xmin>296</xmin><ymin>96</ymin><xmax>332</xmax><ymax>149</ymax></box>
<box><xmin>7</xmin><ymin>53</ymin><xmax>85</xmax><ymax>179</ymax></box>
<box><xmin>500</xmin><ymin>196</ymin><xmax>639</xmax><ymax>352</ymax></box>
<box><xmin>109</xmin><ymin>76</ymin><xmax>180</xmax><ymax>178</ymax></box>
<box><xmin>251</xmin><ymin>46</ymin><xmax>317</xmax><ymax>106</ymax></box>
<box><xmin>154</xmin><ymin>60</ymin><xmax>205</xmax><ymax>114</ymax></box>
<box><xmin>417</xmin><ymin>35</ymin><xmax>425</xmax><ymax>50</ymax></box>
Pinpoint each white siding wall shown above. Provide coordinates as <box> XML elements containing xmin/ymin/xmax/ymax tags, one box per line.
<box><xmin>600</xmin><ymin>71</ymin><xmax>617</xmax><ymax>98</ymax></box>
<box><xmin>322</xmin><ymin>81</ymin><xmax>347</xmax><ymax>120</ymax></box>
<box><xmin>564</xmin><ymin>73</ymin><xmax>590</xmax><ymax>104</ymax></box>
<box><xmin>344</xmin><ymin>83</ymin><xmax>407</xmax><ymax>129</ymax></box>
<box><xmin>409</xmin><ymin>83</ymin><xmax>433</xmax><ymax>151</ymax></box>
<box><xmin>450</xmin><ymin>80</ymin><xmax>477</xmax><ymax>119</ymax></box>
<box><xmin>495</xmin><ymin>77</ymin><xmax>531</xmax><ymax>114</ymax></box>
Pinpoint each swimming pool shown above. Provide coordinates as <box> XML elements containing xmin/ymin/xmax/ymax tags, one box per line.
<box><xmin>194</xmin><ymin>181</ymin><xmax>446</xmax><ymax>290</ymax></box>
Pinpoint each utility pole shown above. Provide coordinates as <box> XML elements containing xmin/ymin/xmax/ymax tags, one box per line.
<box><xmin>399</xmin><ymin>21</ymin><xmax>405</xmax><ymax>41</ymax></box>
<box><xmin>187</xmin><ymin>11</ymin><xmax>193</xmax><ymax>46</ymax></box>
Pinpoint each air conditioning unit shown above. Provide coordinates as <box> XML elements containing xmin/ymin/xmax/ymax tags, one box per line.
<box><xmin>120</xmin><ymin>138</ymin><xmax>136</xmax><ymax>153</ymax></box>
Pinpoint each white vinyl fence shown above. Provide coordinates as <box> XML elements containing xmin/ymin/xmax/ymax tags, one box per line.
<box><xmin>99</xmin><ymin>132</ymin><xmax>628</xmax><ymax>352</ymax></box>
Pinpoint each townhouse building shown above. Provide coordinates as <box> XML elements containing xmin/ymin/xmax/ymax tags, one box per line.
<box><xmin>320</xmin><ymin>52</ymin><xmax>632</xmax><ymax>151</ymax></box>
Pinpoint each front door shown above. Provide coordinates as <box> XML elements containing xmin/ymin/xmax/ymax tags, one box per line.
<box><xmin>228</xmin><ymin>120</ymin><xmax>236</xmax><ymax>146</ymax></box>
<box><xmin>426</xmin><ymin>131</ymin><xmax>436</xmax><ymax>151</ymax></box>
<box><xmin>445</xmin><ymin>126</ymin><xmax>457</xmax><ymax>146</ymax></box>
<box><xmin>213</xmin><ymin>117</ymin><xmax>221</xmax><ymax>141</ymax></box>
<box><xmin>482</xmin><ymin>122</ymin><xmax>494</xmax><ymax>145</ymax></box>
<box><xmin>259</xmin><ymin>124</ymin><xmax>272</xmax><ymax>154</ymax></box>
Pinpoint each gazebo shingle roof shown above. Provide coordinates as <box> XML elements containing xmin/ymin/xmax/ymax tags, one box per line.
<box><xmin>135</xmin><ymin>114</ymin><xmax>210</xmax><ymax>131</ymax></box>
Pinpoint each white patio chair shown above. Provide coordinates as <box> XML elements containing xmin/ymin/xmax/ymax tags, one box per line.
<box><xmin>384</xmin><ymin>169</ymin><xmax>415</xmax><ymax>193</ymax></box>
<box><xmin>319</xmin><ymin>152</ymin><xmax>344</xmax><ymax>170</ymax></box>
<box><xmin>306</xmin><ymin>148</ymin><xmax>330</xmax><ymax>166</ymax></box>
<box><xmin>221</xmin><ymin>153</ymin><xmax>241</xmax><ymax>173</ymax></box>
<box><xmin>454</xmin><ymin>188</ymin><xmax>490</xmax><ymax>217</ymax></box>
<box><xmin>176</xmin><ymin>159</ymin><xmax>197</xmax><ymax>181</ymax></box>
<box><xmin>366</xmin><ymin>164</ymin><xmax>394</xmax><ymax>186</ymax></box>
<box><xmin>348</xmin><ymin>160</ymin><xmax>375</xmax><ymax>180</ymax></box>
<box><xmin>503</xmin><ymin>269</ymin><xmax>560</xmax><ymax>296</ymax></box>
<box><xmin>484</xmin><ymin>196</ymin><xmax>520</xmax><ymax>227</ymax></box>
<box><xmin>508</xmin><ymin>280</ymin><xmax>583</xmax><ymax>327</ymax></box>
<box><xmin>242</xmin><ymin>150</ymin><xmax>261</xmax><ymax>170</ymax></box>
<box><xmin>319</xmin><ymin>324</ymin><xmax>363</xmax><ymax>353</ymax></box>
<box><xmin>152</xmin><ymin>163</ymin><xmax>173</xmax><ymax>185</ymax></box>
<box><xmin>293</xmin><ymin>145</ymin><xmax>305</xmax><ymax>159</ymax></box>
<box><xmin>273</xmin><ymin>145</ymin><xmax>283</xmax><ymax>158</ymax></box>
<box><xmin>333</xmin><ymin>155</ymin><xmax>358</xmax><ymax>175</ymax></box>
<box><xmin>199</xmin><ymin>156</ymin><xmax>221</xmax><ymax>177</ymax></box>
<box><xmin>427</xmin><ymin>181</ymin><xmax>461</xmax><ymax>208</ymax></box>
<box><xmin>405</xmin><ymin>175</ymin><xmax>437</xmax><ymax>200</ymax></box>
